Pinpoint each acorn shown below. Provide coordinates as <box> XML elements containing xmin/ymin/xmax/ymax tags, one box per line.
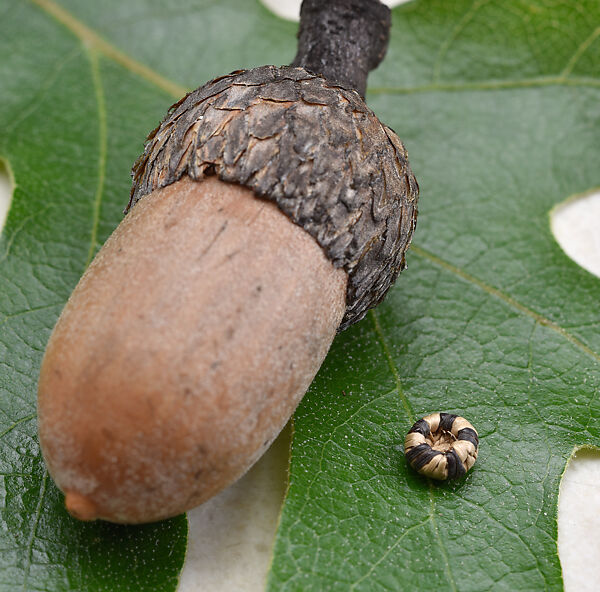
<box><xmin>37</xmin><ymin>0</ymin><xmax>419</xmax><ymax>524</ymax></box>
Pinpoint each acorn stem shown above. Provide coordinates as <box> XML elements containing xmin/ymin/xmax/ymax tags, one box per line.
<box><xmin>291</xmin><ymin>0</ymin><xmax>391</xmax><ymax>98</ymax></box>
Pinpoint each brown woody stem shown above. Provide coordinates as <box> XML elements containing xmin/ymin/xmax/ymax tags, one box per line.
<box><xmin>291</xmin><ymin>0</ymin><xmax>391</xmax><ymax>98</ymax></box>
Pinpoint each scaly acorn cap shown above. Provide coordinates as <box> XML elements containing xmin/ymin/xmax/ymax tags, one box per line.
<box><xmin>128</xmin><ymin>65</ymin><xmax>419</xmax><ymax>329</ymax></box>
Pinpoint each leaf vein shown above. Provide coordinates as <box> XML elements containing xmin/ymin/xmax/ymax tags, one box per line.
<box><xmin>0</xmin><ymin>303</ymin><xmax>62</xmax><ymax>329</ymax></box>
<box><xmin>29</xmin><ymin>0</ymin><xmax>185</xmax><ymax>98</ymax></box>
<box><xmin>0</xmin><ymin>205</ymin><xmax>53</xmax><ymax>266</ymax></box>
<box><xmin>431</xmin><ymin>0</ymin><xmax>492</xmax><ymax>84</ymax></box>
<box><xmin>3</xmin><ymin>46</ymin><xmax>82</xmax><ymax>139</ymax></box>
<box><xmin>411</xmin><ymin>245</ymin><xmax>600</xmax><ymax>364</ymax></box>
<box><xmin>370</xmin><ymin>310</ymin><xmax>461</xmax><ymax>591</ymax></box>
<box><xmin>369</xmin><ymin>310</ymin><xmax>414</xmax><ymax>422</ymax></box>
<box><xmin>21</xmin><ymin>469</ymin><xmax>48</xmax><ymax>591</ymax></box>
<box><xmin>368</xmin><ymin>76</ymin><xmax>600</xmax><ymax>96</ymax></box>
<box><xmin>458</xmin><ymin>494</ymin><xmax>550</xmax><ymax>588</ymax></box>
<box><xmin>0</xmin><ymin>414</ymin><xmax>36</xmax><ymax>440</ymax></box>
<box><xmin>428</xmin><ymin>494</ymin><xmax>458</xmax><ymax>592</ymax></box>
<box><xmin>561</xmin><ymin>24</ymin><xmax>600</xmax><ymax>78</ymax></box>
<box><xmin>349</xmin><ymin>517</ymin><xmax>431</xmax><ymax>590</ymax></box>
<box><xmin>85</xmin><ymin>48</ymin><xmax>107</xmax><ymax>269</ymax></box>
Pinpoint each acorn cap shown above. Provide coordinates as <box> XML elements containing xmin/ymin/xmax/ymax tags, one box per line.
<box><xmin>129</xmin><ymin>65</ymin><xmax>419</xmax><ymax>329</ymax></box>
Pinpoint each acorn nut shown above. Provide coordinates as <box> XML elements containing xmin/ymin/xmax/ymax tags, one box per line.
<box><xmin>37</xmin><ymin>0</ymin><xmax>419</xmax><ymax>524</ymax></box>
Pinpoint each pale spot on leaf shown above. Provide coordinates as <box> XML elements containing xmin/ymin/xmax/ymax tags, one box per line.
<box><xmin>551</xmin><ymin>190</ymin><xmax>600</xmax><ymax>278</ymax></box>
<box><xmin>0</xmin><ymin>159</ymin><xmax>12</xmax><ymax>234</ymax></box>
<box><xmin>559</xmin><ymin>448</ymin><xmax>600</xmax><ymax>592</ymax></box>
<box><xmin>553</xmin><ymin>191</ymin><xmax>600</xmax><ymax>589</ymax></box>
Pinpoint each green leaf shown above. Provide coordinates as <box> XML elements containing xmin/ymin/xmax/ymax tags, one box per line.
<box><xmin>1</xmin><ymin>1</ymin><xmax>599</xmax><ymax>591</ymax></box>
<box><xmin>0</xmin><ymin>1</ymin><xmax>189</xmax><ymax>590</ymax></box>
<box><xmin>267</xmin><ymin>1</ymin><xmax>600</xmax><ymax>590</ymax></box>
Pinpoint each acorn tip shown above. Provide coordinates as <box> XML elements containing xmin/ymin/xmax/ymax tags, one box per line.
<box><xmin>65</xmin><ymin>491</ymin><xmax>98</xmax><ymax>521</ymax></box>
